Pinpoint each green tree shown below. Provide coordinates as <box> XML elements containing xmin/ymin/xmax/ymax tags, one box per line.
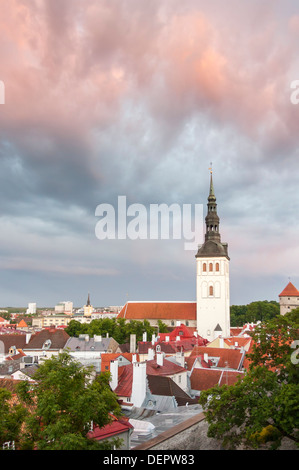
<box><xmin>0</xmin><ymin>388</ymin><xmax>27</xmax><ymax>450</ymax></box>
<box><xmin>17</xmin><ymin>351</ymin><xmax>122</xmax><ymax>450</ymax></box>
<box><xmin>65</xmin><ymin>317</ymin><xmax>157</xmax><ymax>344</ymax></box>
<box><xmin>199</xmin><ymin>310</ymin><xmax>299</xmax><ymax>449</ymax></box>
<box><xmin>230</xmin><ymin>300</ymin><xmax>280</xmax><ymax>326</ymax></box>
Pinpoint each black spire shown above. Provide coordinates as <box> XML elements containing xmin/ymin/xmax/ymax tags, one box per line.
<box><xmin>196</xmin><ymin>169</ymin><xmax>229</xmax><ymax>259</ymax></box>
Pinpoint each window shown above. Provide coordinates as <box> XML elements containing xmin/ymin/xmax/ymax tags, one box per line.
<box><xmin>209</xmin><ymin>285</ymin><xmax>214</xmax><ymax>296</ymax></box>
<box><xmin>209</xmin><ymin>263</ymin><xmax>213</xmax><ymax>272</ymax></box>
<box><xmin>203</xmin><ymin>263</ymin><xmax>207</xmax><ymax>272</ymax></box>
<box><xmin>216</xmin><ymin>262</ymin><xmax>219</xmax><ymax>271</ymax></box>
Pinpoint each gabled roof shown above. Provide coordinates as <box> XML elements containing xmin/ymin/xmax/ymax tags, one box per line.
<box><xmin>101</xmin><ymin>353</ymin><xmax>139</xmax><ymax>372</ymax></box>
<box><xmin>88</xmin><ymin>415</ymin><xmax>133</xmax><ymax>441</ymax></box>
<box><xmin>224</xmin><ymin>336</ymin><xmax>252</xmax><ymax>349</ymax></box>
<box><xmin>24</xmin><ymin>329</ymin><xmax>69</xmax><ymax>350</ymax></box>
<box><xmin>147</xmin><ymin>375</ymin><xmax>198</xmax><ymax>406</ymax></box>
<box><xmin>146</xmin><ymin>357</ymin><xmax>186</xmax><ymax>376</ymax></box>
<box><xmin>113</xmin><ymin>358</ymin><xmax>186</xmax><ymax>398</ymax></box>
<box><xmin>189</xmin><ymin>346</ymin><xmax>245</xmax><ymax>370</ymax></box>
<box><xmin>64</xmin><ymin>336</ymin><xmax>112</xmax><ymax>353</ymax></box>
<box><xmin>279</xmin><ymin>281</ymin><xmax>299</xmax><ymax>297</ymax></box>
<box><xmin>0</xmin><ymin>334</ymin><xmax>28</xmax><ymax>354</ymax></box>
<box><xmin>190</xmin><ymin>368</ymin><xmax>244</xmax><ymax>391</ymax></box>
<box><xmin>117</xmin><ymin>301</ymin><xmax>196</xmax><ymax>320</ymax></box>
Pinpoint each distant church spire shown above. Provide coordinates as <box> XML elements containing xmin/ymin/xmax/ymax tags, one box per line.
<box><xmin>87</xmin><ymin>292</ymin><xmax>91</xmax><ymax>306</ymax></box>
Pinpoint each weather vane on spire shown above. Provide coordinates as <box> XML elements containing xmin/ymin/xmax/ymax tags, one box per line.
<box><xmin>209</xmin><ymin>162</ymin><xmax>213</xmax><ymax>174</ymax></box>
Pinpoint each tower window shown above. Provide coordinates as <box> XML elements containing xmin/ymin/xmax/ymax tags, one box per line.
<box><xmin>203</xmin><ymin>263</ymin><xmax>207</xmax><ymax>272</ymax></box>
<box><xmin>216</xmin><ymin>263</ymin><xmax>219</xmax><ymax>271</ymax></box>
<box><xmin>209</xmin><ymin>285</ymin><xmax>214</xmax><ymax>296</ymax></box>
<box><xmin>209</xmin><ymin>263</ymin><xmax>213</xmax><ymax>272</ymax></box>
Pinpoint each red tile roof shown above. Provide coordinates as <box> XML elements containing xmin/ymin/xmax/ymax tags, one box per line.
<box><xmin>113</xmin><ymin>358</ymin><xmax>186</xmax><ymax>398</ymax></box>
<box><xmin>190</xmin><ymin>368</ymin><xmax>244</xmax><ymax>391</ymax></box>
<box><xmin>279</xmin><ymin>281</ymin><xmax>299</xmax><ymax>297</ymax></box>
<box><xmin>88</xmin><ymin>415</ymin><xmax>133</xmax><ymax>441</ymax></box>
<box><xmin>146</xmin><ymin>358</ymin><xmax>186</xmax><ymax>376</ymax></box>
<box><xmin>189</xmin><ymin>346</ymin><xmax>245</xmax><ymax>370</ymax></box>
<box><xmin>100</xmin><ymin>353</ymin><xmax>139</xmax><ymax>372</ymax></box>
<box><xmin>117</xmin><ymin>302</ymin><xmax>196</xmax><ymax>320</ymax></box>
<box><xmin>224</xmin><ymin>336</ymin><xmax>252</xmax><ymax>349</ymax></box>
<box><xmin>114</xmin><ymin>365</ymin><xmax>134</xmax><ymax>397</ymax></box>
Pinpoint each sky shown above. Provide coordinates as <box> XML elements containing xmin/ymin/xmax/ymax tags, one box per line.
<box><xmin>0</xmin><ymin>0</ymin><xmax>299</xmax><ymax>308</ymax></box>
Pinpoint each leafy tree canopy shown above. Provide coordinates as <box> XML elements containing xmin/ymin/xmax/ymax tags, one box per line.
<box><xmin>65</xmin><ymin>317</ymin><xmax>168</xmax><ymax>344</ymax></box>
<box><xmin>230</xmin><ymin>300</ymin><xmax>280</xmax><ymax>327</ymax></box>
<box><xmin>199</xmin><ymin>309</ymin><xmax>299</xmax><ymax>449</ymax></box>
<box><xmin>16</xmin><ymin>351</ymin><xmax>122</xmax><ymax>450</ymax></box>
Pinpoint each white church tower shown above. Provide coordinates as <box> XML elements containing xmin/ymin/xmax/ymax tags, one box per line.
<box><xmin>196</xmin><ymin>170</ymin><xmax>230</xmax><ymax>339</ymax></box>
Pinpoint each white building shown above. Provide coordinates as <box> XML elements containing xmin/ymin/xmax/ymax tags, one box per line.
<box><xmin>26</xmin><ymin>303</ymin><xmax>36</xmax><ymax>314</ymax></box>
<box><xmin>55</xmin><ymin>301</ymin><xmax>73</xmax><ymax>314</ymax></box>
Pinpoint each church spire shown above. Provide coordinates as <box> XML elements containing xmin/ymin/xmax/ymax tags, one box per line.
<box><xmin>205</xmin><ymin>168</ymin><xmax>220</xmax><ymax>243</ymax></box>
<box><xmin>208</xmin><ymin>165</ymin><xmax>216</xmax><ymax>201</ymax></box>
<box><xmin>195</xmin><ymin>168</ymin><xmax>229</xmax><ymax>259</ymax></box>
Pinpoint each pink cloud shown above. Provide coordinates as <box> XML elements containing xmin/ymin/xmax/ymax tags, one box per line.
<box><xmin>0</xmin><ymin>0</ymin><xmax>297</xmax><ymax>157</ymax></box>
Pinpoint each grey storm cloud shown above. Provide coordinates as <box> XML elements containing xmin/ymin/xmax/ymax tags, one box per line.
<box><xmin>0</xmin><ymin>0</ymin><xmax>298</xmax><ymax>306</ymax></box>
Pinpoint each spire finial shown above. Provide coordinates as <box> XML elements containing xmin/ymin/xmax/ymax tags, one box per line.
<box><xmin>209</xmin><ymin>162</ymin><xmax>213</xmax><ymax>174</ymax></box>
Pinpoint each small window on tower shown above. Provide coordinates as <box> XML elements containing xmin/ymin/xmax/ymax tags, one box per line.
<box><xmin>203</xmin><ymin>263</ymin><xmax>207</xmax><ymax>272</ymax></box>
<box><xmin>209</xmin><ymin>263</ymin><xmax>213</xmax><ymax>272</ymax></box>
<box><xmin>216</xmin><ymin>263</ymin><xmax>219</xmax><ymax>271</ymax></box>
<box><xmin>209</xmin><ymin>285</ymin><xmax>214</xmax><ymax>296</ymax></box>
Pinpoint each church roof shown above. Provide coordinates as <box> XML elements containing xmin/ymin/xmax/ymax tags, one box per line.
<box><xmin>196</xmin><ymin>240</ymin><xmax>229</xmax><ymax>259</ymax></box>
<box><xmin>279</xmin><ymin>282</ymin><xmax>299</xmax><ymax>297</ymax></box>
<box><xmin>117</xmin><ymin>301</ymin><xmax>196</xmax><ymax>321</ymax></box>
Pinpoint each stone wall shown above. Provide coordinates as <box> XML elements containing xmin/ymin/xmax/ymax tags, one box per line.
<box><xmin>132</xmin><ymin>413</ymin><xmax>222</xmax><ymax>451</ymax></box>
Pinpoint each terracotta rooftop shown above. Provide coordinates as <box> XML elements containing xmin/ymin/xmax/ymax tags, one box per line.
<box><xmin>279</xmin><ymin>281</ymin><xmax>299</xmax><ymax>297</ymax></box>
<box><xmin>190</xmin><ymin>368</ymin><xmax>244</xmax><ymax>391</ymax></box>
<box><xmin>100</xmin><ymin>353</ymin><xmax>139</xmax><ymax>372</ymax></box>
<box><xmin>117</xmin><ymin>302</ymin><xmax>196</xmax><ymax>320</ymax></box>
<box><xmin>189</xmin><ymin>346</ymin><xmax>245</xmax><ymax>370</ymax></box>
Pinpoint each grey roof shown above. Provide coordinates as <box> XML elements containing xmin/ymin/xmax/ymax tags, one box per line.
<box><xmin>64</xmin><ymin>336</ymin><xmax>112</xmax><ymax>352</ymax></box>
<box><xmin>196</xmin><ymin>240</ymin><xmax>229</xmax><ymax>259</ymax></box>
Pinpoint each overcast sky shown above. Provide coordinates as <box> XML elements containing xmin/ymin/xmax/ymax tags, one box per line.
<box><xmin>0</xmin><ymin>0</ymin><xmax>298</xmax><ymax>308</ymax></box>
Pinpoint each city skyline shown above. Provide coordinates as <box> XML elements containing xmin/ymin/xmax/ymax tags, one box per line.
<box><xmin>0</xmin><ymin>1</ymin><xmax>298</xmax><ymax>308</ymax></box>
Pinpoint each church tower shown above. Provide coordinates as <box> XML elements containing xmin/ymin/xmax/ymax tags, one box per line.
<box><xmin>196</xmin><ymin>169</ymin><xmax>230</xmax><ymax>339</ymax></box>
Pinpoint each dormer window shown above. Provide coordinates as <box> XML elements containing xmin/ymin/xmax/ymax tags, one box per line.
<box><xmin>42</xmin><ymin>339</ymin><xmax>51</xmax><ymax>350</ymax></box>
